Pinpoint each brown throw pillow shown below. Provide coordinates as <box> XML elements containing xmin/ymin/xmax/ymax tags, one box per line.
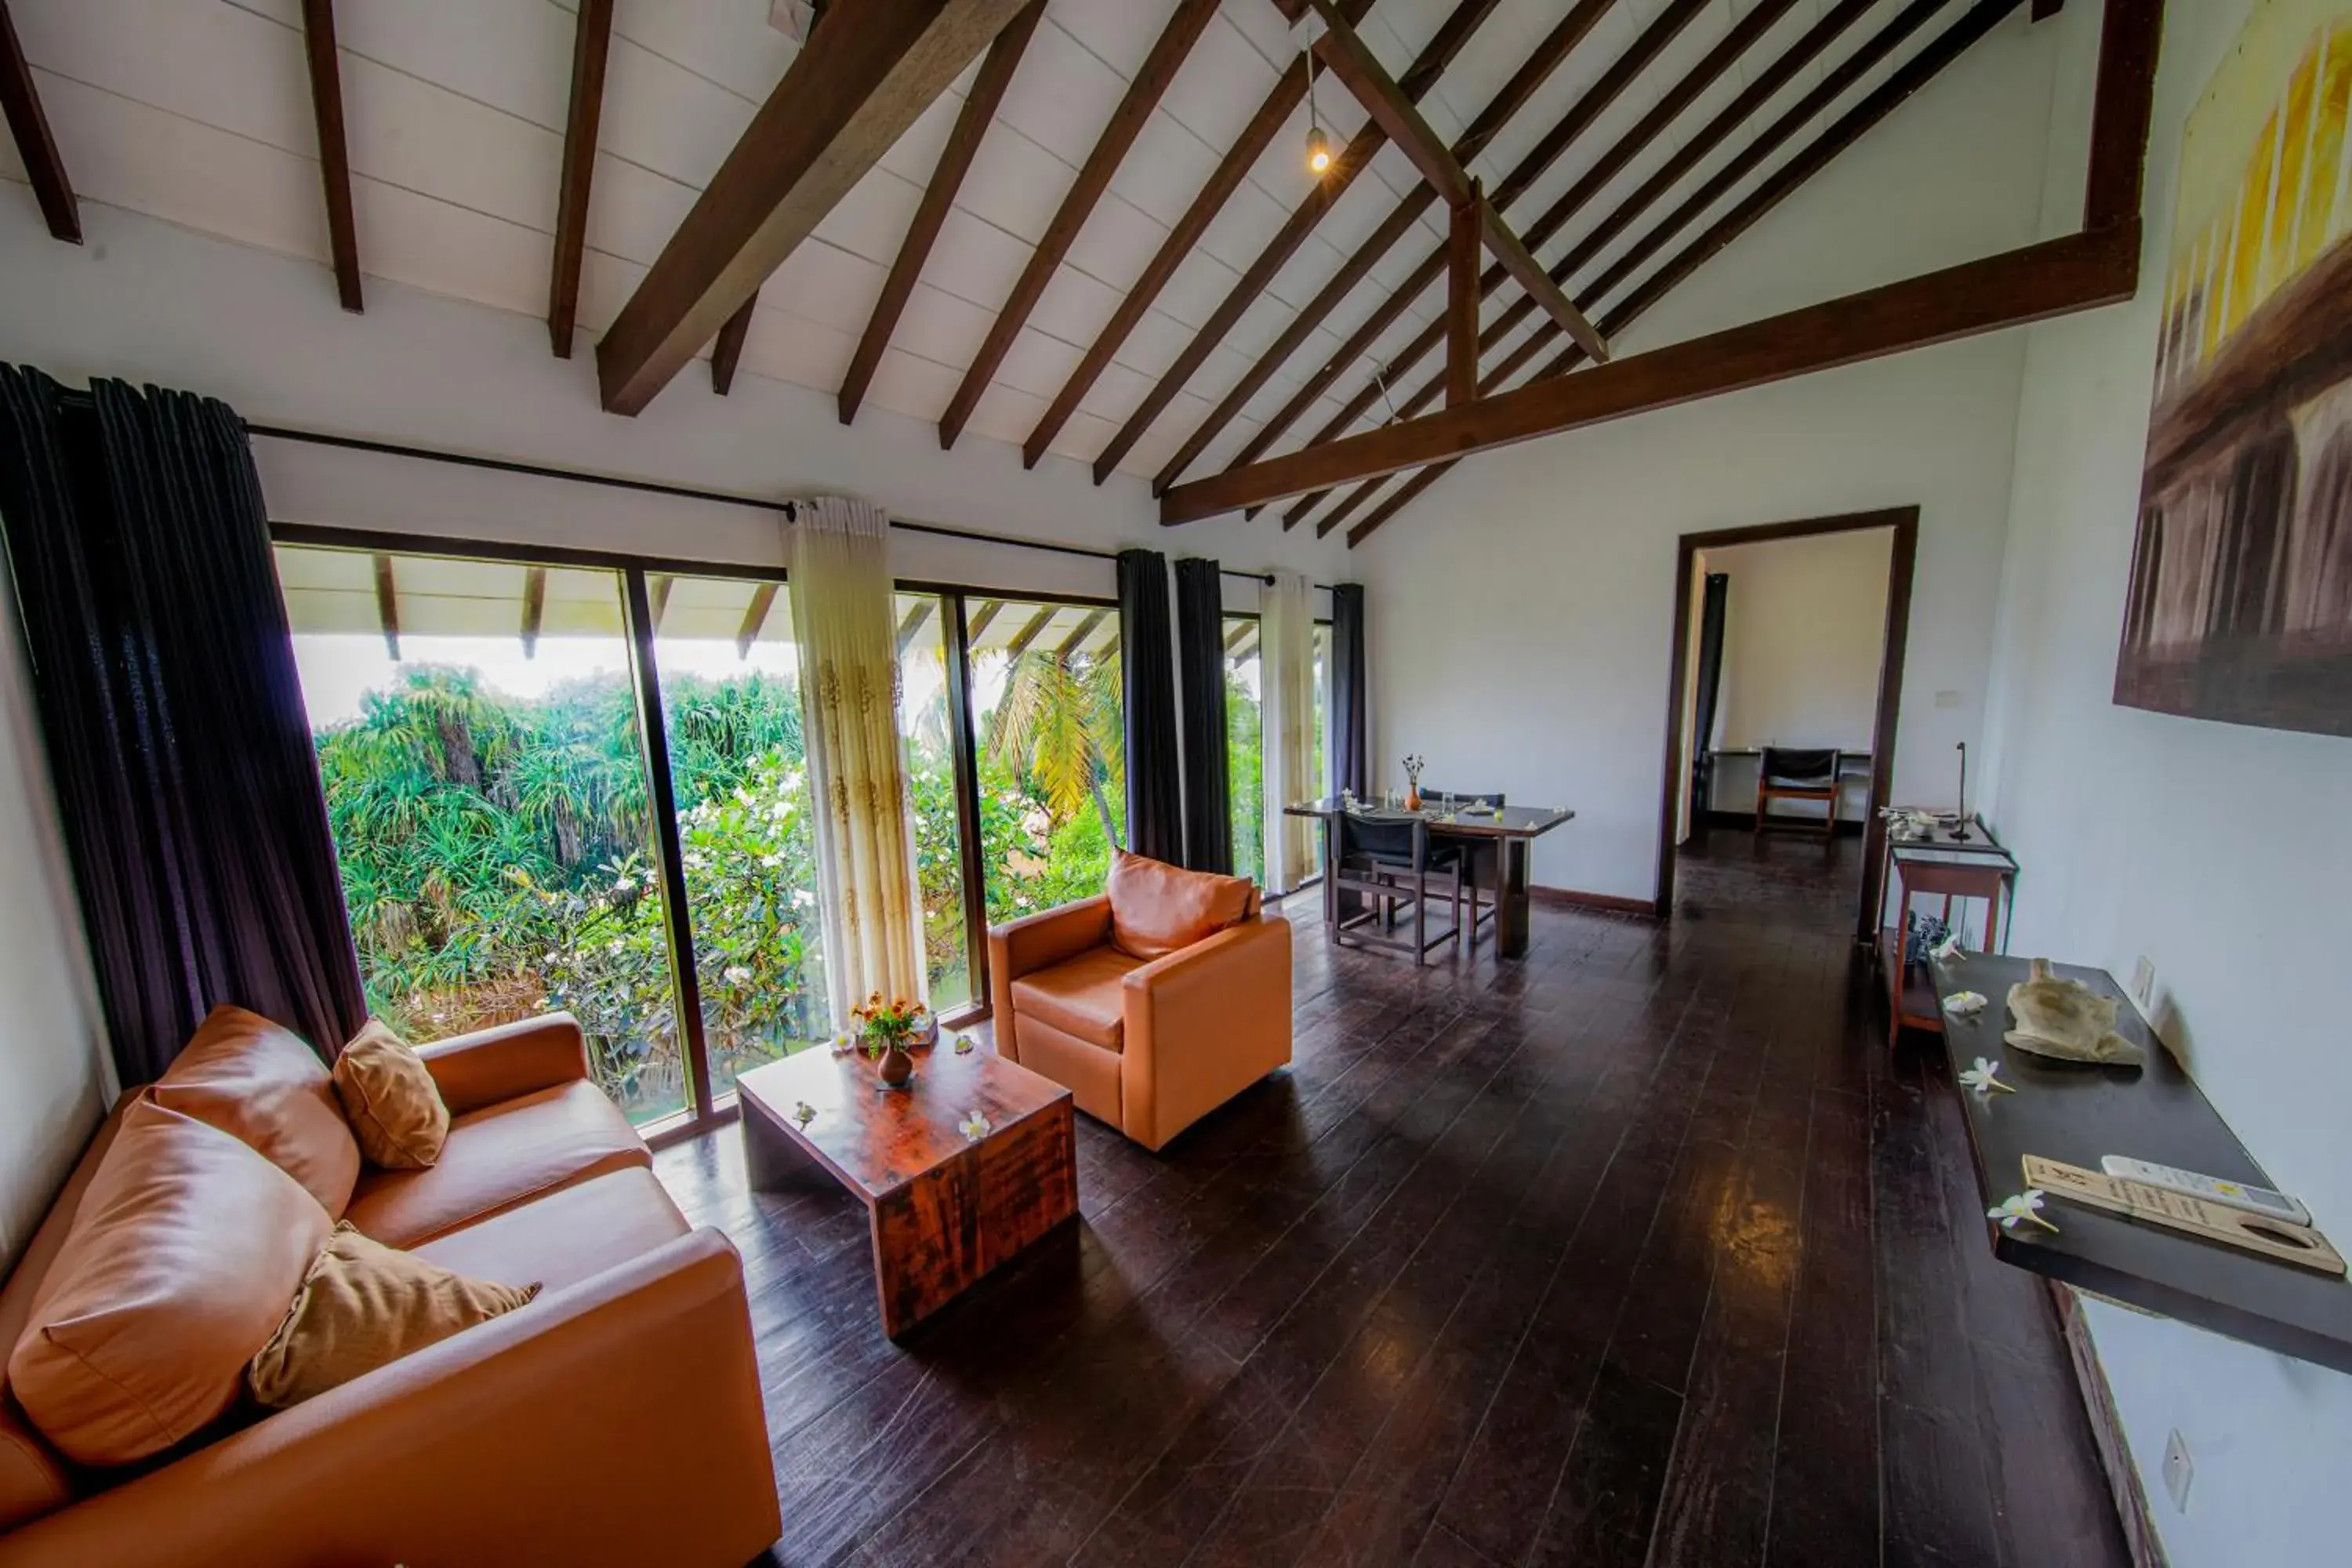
<box><xmin>248</xmin><ymin>1223</ymin><xmax>539</xmax><ymax>1410</ymax></box>
<box><xmin>1105</xmin><ymin>848</ymin><xmax>1257</xmax><ymax>960</ymax></box>
<box><xmin>332</xmin><ymin>1020</ymin><xmax>451</xmax><ymax>1170</ymax></box>
<box><xmin>151</xmin><ymin>1003</ymin><xmax>361</xmax><ymax>1217</ymax></box>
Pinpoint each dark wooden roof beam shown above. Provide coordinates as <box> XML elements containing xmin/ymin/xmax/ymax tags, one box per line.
<box><xmin>1054</xmin><ymin>608</ymin><xmax>1109</xmax><ymax>660</ymax></box>
<box><xmin>736</xmin><ymin>582</ymin><xmax>779</xmax><ymax>657</ymax></box>
<box><xmin>1232</xmin><ymin>0</ymin><xmax>1718</xmax><ymax>503</ymax></box>
<box><xmin>1156</xmin><ymin>0</ymin><xmax>2154</xmax><ymax>529</ymax></box>
<box><xmin>1086</xmin><ymin>0</ymin><xmax>1503</xmax><ymax>485</ymax></box>
<box><xmin>840</xmin><ymin>0</ymin><xmax>1042</xmax><ymax>426</ymax></box>
<box><xmin>710</xmin><ymin>289</ymin><xmax>757</xmax><ymax>394</ymax></box>
<box><xmin>1276</xmin><ymin>0</ymin><xmax>1875</xmax><ymax>531</ymax></box>
<box><xmin>895</xmin><ymin>599</ymin><xmax>933</xmax><ymax>655</ymax></box>
<box><xmin>1152</xmin><ymin>0</ymin><xmax>1620</xmax><ymax>495</ymax></box>
<box><xmin>300</xmin><ymin>0</ymin><xmax>363</xmax><ymax>311</ymax></box>
<box><xmin>597</xmin><ymin>0</ymin><xmax>1033</xmax><ymax>416</ymax></box>
<box><xmin>938</xmin><ymin>0</ymin><xmax>1223</xmax><ymax>450</ymax></box>
<box><xmin>1000</xmin><ymin>604</ymin><xmax>1057</xmax><ymax>659</ymax></box>
<box><xmin>521</xmin><ymin>567</ymin><xmax>548</xmax><ymax>657</ymax></box>
<box><xmin>372</xmin><ymin>554</ymin><xmax>400</xmax><ymax>659</ymax></box>
<box><xmin>0</xmin><ymin>0</ymin><xmax>79</xmax><ymax>242</ymax></box>
<box><xmin>547</xmin><ymin>0</ymin><xmax>612</xmax><ymax>356</ymax></box>
<box><xmin>1300</xmin><ymin>1</ymin><xmax>1606</xmax><ymax>360</ymax></box>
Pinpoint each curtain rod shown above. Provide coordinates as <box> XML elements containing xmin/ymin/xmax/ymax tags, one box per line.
<box><xmin>231</xmin><ymin>419</ymin><xmax>1323</xmax><ymax>591</ymax></box>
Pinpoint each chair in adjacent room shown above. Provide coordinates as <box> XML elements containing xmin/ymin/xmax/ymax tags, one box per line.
<box><xmin>1755</xmin><ymin>747</ymin><xmax>1842</xmax><ymax>839</ymax></box>
<box><xmin>1331</xmin><ymin>811</ymin><xmax>1461</xmax><ymax>964</ymax></box>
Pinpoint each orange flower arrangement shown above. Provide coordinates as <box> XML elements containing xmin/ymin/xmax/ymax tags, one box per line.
<box><xmin>851</xmin><ymin>991</ymin><xmax>927</xmax><ymax>1057</ymax></box>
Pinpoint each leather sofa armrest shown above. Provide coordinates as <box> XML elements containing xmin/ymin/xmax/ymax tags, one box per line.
<box><xmin>987</xmin><ymin>896</ymin><xmax>1112</xmax><ymax>1060</ymax></box>
<box><xmin>416</xmin><ymin>1012</ymin><xmax>590</xmax><ymax>1116</ymax></box>
<box><xmin>0</xmin><ymin>1230</ymin><xmax>780</xmax><ymax>1568</ymax></box>
<box><xmin>1120</xmin><ymin>916</ymin><xmax>1293</xmax><ymax>1150</ymax></box>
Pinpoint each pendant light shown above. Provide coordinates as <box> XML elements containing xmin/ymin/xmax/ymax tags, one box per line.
<box><xmin>1305</xmin><ymin>47</ymin><xmax>1331</xmax><ymax>175</ymax></box>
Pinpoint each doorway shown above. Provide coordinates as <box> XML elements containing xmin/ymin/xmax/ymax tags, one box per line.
<box><xmin>1653</xmin><ymin>506</ymin><xmax>1918</xmax><ymax>942</ymax></box>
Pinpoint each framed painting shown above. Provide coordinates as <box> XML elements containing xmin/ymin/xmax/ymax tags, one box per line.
<box><xmin>2117</xmin><ymin>0</ymin><xmax>2352</xmax><ymax>735</ymax></box>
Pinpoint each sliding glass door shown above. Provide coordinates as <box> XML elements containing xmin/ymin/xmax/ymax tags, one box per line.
<box><xmin>894</xmin><ymin>592</ymin><xmax>975</xmax><ymax>1013</ymax></box>
<box><xmin>965</xmin><ymin>597</ymin><xmax>1125</xmax><ymax>925</ymax></box>
<box><xmin>1224</xmin><ymin>615</ymin><xmax>1265</xmax><ymax>884</ymax></box>
<box><xmin>275</xmin><ymin>546</ymin><xmax>689</xmax><ymax>1123</ymax></box>
<box><xmin>647</xmin><ymin>573</ymin><xmax>829</xmax><ymax>1104</ymax></box>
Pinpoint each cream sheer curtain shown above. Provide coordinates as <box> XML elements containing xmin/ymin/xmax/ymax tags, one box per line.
<box><xmin>1260</xmin><ymin>570</ymin><xmax>1318</xmax><ymax>894</ymax></box>
<box><xmin>787</xmin><ymin>497</ymin><xmax>926</xmax><ymax>1029</ymax></box>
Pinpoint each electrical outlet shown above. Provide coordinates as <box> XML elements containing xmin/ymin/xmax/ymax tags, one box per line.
<box><xmin>2161</xmin><ymin>1429</ymin><xmax>2193</xmax><ymax>1513</ymax></box>
<box><xmin>2130</xmin><ymin>955</ymin><xmax>2157</xmax><ymax>1011</ymax></box>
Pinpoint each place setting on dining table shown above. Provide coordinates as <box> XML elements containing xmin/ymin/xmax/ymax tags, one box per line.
<box><xmin>1284</xmin><ymin>755</ymin><xmax>1575</xmax><ymax>961</ymax></box>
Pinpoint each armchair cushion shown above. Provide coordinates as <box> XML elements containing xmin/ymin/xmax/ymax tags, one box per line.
<box><xmin>1009</xmin><ymin>946</ymin><xmax>1142</xmax><ymax>1051</ymax></box>
<box><xmin>342</xmin><ymin>1080</ymin><xmax>647</xmax><ymax>1249</ymax></box>
<box><xmin>7</xmin><ymin>1098</ymin><xmax>332</xmax><ymax>1467</ymax></box>
<box><xmin>1105</xmin><ymin>849</ymin><xmax>1256</xmax><ymax>960</ymax></box>
<box><xmin>151</xmin><ymin>1004</ymin><xmax>359</xmax><ymax>1218</ymax></box>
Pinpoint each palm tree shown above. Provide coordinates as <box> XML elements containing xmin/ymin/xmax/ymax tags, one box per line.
<box><xmin>984</xmin><ymin>644</ymin><xmax>1123</xmax><ymax>846</ymax></box>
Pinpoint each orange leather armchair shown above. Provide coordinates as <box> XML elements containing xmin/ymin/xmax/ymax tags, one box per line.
<box><xmin>989</xmin><ymin>891</ymin><xmax>1292</xmax><ymax>1151</ymax></box>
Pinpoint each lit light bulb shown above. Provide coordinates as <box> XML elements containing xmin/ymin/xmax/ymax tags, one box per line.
<box><xmin>1306</xmin><ymin>125</ymin><xmax>1331</xmax><ymax>175</ymax></box>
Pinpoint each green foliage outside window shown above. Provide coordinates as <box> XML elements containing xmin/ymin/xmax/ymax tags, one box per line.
<box><xmin>311</xmin><ymin>645</ymin><xmax>1128</xmax><ymax>1124</ymax></box>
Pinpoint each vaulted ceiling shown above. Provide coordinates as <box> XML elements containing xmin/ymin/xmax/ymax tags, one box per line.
<box><xmin>0</xmin><ymin>0</ymin><xmax>2116</xmax><ymax>549</ymax></box>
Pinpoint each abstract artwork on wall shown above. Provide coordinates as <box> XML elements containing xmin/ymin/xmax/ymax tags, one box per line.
<box><xmin>2117</xmin><ymin>0</ymin><xmax>2352</xmax><ymax>735</ymax></box>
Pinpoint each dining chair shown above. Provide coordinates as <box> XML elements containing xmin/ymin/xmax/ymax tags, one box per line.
<box><xmin>1331</xmin><ymin>811</ymin><xmax>1461</xmax><ymax>964</ymax></box>
<box><xmin>1422</xmin><ymin>789</ymin><xmax>1504</xmax><ymax>949</ymax></box>
<box><xmin>1755</xmin><ymin>747</ymin><xmax>1842</xmax><ymax>839</ymax></box>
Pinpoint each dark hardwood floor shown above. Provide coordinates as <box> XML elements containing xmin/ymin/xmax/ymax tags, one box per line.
<box><xmin>655</xmin><ymin>830</ymin><xmax>2129</xmax><ymax>1567</ymax></box>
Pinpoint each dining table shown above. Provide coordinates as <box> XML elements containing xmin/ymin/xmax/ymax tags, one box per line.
<box><xmin>1283</xmin><ymin>797</ymin><xmax>1577</xmax><ymax>959</ymax></box>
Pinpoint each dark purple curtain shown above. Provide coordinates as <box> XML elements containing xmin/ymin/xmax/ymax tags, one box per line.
<box><xmin>0</xmin><ymin>367</ymin><xmax>365</xmax><ymax>1083</ymax></box>
<box><xmin>1173</xmin><ymin>557</ymin><xmax>1230</xmax><ymax>874</ymax></box>
<box><xmin>1118</xmin><ymin>547</ymin><xmax>1182</xmax><ymax>864</ymax></box>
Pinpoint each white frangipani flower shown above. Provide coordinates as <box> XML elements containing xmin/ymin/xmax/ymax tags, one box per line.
<box><xmin>1987</xmin><ymin>1189</ymin><xmax>2059</xmax><ymax>1232</ymax></box>
<box><xmin>1957</xmin><ymin>1056</ymin><xmax>2013</xmax><ymax>1094</ymax></box>
<box><xmin>956</xmin><ymin>1109</ymin><xmax>992</xmax><ymax>1142</ymax></box>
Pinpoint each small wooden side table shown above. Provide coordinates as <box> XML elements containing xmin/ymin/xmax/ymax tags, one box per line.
<box><xmin>735</xmin><ymin>1040</ymin><xmax>1077</xmax><ymax>1338</ymax></box>
<box><xmin>1878</xmin><ymin>829</ymin><xmax>2018</xmax><ymax>1047</ymax></box>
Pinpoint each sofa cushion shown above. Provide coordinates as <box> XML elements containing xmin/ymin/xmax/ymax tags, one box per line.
<box><xmin>1011</xmin><ymin>946</ymin><xmax>1142</xmax><ymax>1051</ymax></box>
<box><xmin>342</xmin><ymin>1079</ymin><xmax>649</xmax><ymax>1248</ymax></box>
<box><xmin>1106</xmin><ymin>849</ymin><xmax>1256</xmax><ymax>960</ymax></box>
<box><xmin>333</xmin><ymin>1019</ymin><xmax>451</xmax><ymax>1170</ymax></box>
<box><xmin>414</xmin><ymin>1167</ymin><xmax>691</xmax><ymax>1296</ymax></box>
<box><xmin>247</xmin><ymin>1222</ymin><xmax>539</xmax><ymax>1410</ymax></box>
<box><xmin>7</xmin><ymin>1097</ymin><xmax>332</xmax><ymax>1467</ymax></box>
<box><xmin>151</xmin><ymin>1003</ymin><xmax>360</xmax><ymax>1218</ymax></box>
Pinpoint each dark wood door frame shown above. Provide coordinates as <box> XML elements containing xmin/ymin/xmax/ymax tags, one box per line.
<box><xmin>1653</xmin><ymin>504</ymin><xmax>1918</xmax><ymax>942</ymax></box>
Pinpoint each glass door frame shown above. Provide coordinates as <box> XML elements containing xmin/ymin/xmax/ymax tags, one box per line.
<box><xmin>274</xmin><ymin>524</ymin><xmax>1104</xmax><ymax>1146</ymax></box>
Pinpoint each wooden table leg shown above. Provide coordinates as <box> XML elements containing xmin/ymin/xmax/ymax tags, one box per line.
<box><xmin>869</xmin><ymin>1100</ymin><xmax>1077</xmax><ymax>1338</ymax></box>
<box><xmin>1494</xmin><ymin>838</ymin><xmax>1532</xmax><ymax>959</ymax></box>
<box><xmin>741</xmin><ymin>1092</ymin><xmax>835</xmax><ymax>1195</ymax></box>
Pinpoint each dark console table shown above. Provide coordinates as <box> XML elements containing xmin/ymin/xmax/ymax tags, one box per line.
<box><xmin>1930</xmin><ymin>953</ymin><xmax>2352</xmax><ymax>1374</ymax></box>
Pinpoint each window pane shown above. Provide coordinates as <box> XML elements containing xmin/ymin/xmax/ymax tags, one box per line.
<box><xmin>896</xmin><ymin>593</ymin><xmax>972</xmax><ymax>1012</ymax></box>
<box><xmin>277</xmin><ymin>546</ymin><xmax>687</xmax><ymax>1124</ymax></box>
<box><xmin>968</xmin><ymin>597</ymin><xmax>1125</xmax><ymax>924</ymax></box>
<box><xmin>651</xmin><ymin>575</ymin><xmax>829</xmax><ymax>1102</ymax></box>
<box><xmin>1225</xmin><ymin>615</ymin><xmax>1264</xmax><ymax>884</ymax></box>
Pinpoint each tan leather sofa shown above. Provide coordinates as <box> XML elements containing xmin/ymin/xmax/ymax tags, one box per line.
<box><xmin>988</xmin><ymin>853</ymin><xmax>1292</xmax><ymax>1151</ymax></box>
<box><xmin>0</xmin><ymin>1014</ymin><xmax>780</xmax><ymax>1568</ymax></box>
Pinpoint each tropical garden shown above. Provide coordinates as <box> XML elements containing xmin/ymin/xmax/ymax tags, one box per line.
<box><xmin>301</xmin><ymin>620</ymin><xmax>1214</xmax><ymax>1126</ymax></box>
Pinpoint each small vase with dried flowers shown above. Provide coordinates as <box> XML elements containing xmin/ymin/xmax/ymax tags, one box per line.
<box><xmin>1401</xmin><ymin>754</ymin><xmax>1425</xmax><ymax>812</ymax></box>
<box><xmin>853</xmin><ymin>992</ymin><xmax>928</xmax><ymax>1091</ymax></box>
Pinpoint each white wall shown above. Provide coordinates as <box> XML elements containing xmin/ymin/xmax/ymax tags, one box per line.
<box><xmin>1359</xmin><ymin>13</ymin><xmax>2056</xmax><ymax>901</ymax></box>
<box><xmin>1980</xmin><ymin>3</ymin><xmax>2352</xmax><ymax>1564</ymax></box>
<box><xmin>1700</xmin><ymin>528</ymin><xmax>1893</xmax><ymax>823</ymax></box>
<box><xmin>0</xmin><ymin>584</ymin><xmax>110</xmax><ymax>1275</ymax></box>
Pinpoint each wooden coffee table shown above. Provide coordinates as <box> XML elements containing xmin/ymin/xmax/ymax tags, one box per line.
<box><xmin>734</xmin><ymin>1040</ymin><xmax>1077</xmax><ymax>1338</ymax></box>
